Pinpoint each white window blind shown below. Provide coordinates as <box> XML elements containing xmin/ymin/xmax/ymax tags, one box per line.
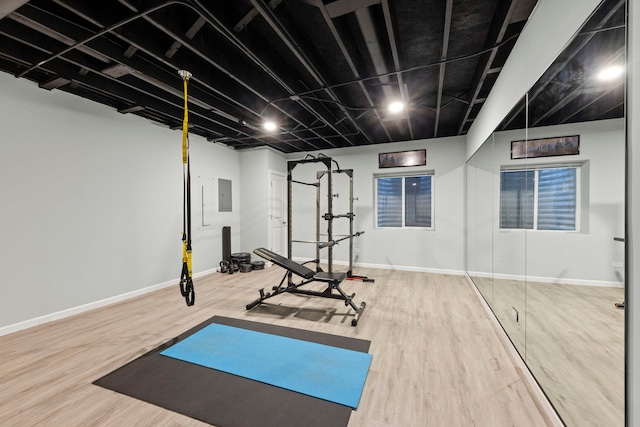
<box><xmin>537</xmin><ymin>168</ymin><xmax>577</xmax><ymax>230</ymax></box>
<box><xmin>500</xmin><ymin>170</ymin><xmax>534</xmax><ymax>229</ymax></box>
<box><xmin>377</xmin><ymin>177</ymin><xmax>403</xmax><ymax>227</ymax></box>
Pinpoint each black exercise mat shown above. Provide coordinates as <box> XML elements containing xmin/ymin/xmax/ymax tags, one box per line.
<box><xmin>93</xmin><ymin>316</ymin><xmax>371</xmax><ymax>427</ymax></box>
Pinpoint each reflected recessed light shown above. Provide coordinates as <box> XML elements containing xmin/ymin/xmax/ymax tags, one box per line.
<box><xmin>597</xmin><ymin>65</ymin><xmax>624</xmax><ymax>81</ymax></box>
<box><xmin>263</xmin><ymin>120</ymin><xmax>277</xmax><ymax>131</ymax></box>
<box><xmin>388</xmin><ymin>101</ymin><xmax>405</xmax><ymax>114</ymax></box>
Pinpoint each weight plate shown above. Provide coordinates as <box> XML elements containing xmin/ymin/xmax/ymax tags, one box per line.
<box><xmin>231</xmin><ymin>252</ymin><xmax>251</xmax><ymax>259</ymax></box>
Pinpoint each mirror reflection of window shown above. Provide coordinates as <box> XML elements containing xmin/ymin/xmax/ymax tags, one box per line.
<box><xmin>465</xmin><ymin>0</ymin><xmax>626</xmax><ymax>425</ymax></box>
<box><xmin>500</xmin><ymin>167</ymin><xmax>578</xmax><ymax>230</ymax></box>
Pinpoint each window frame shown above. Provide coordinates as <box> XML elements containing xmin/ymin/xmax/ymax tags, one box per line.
<box><xmin>374</xmin><ymin>171</ymin><xmax>435</xmax><ymax>230</ymax></box>
<box><xmin>499</xmin><ymin>163</ymin><xmax>581</xmax><ymax>232</ymax></box>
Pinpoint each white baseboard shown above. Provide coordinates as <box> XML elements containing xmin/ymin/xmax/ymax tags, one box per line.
<box><xmin>467</xmin><ymin>270</ymin><xmax>624</xmax><ymax>288</ymax></box>
<box><xmin>465</xmin><ymin>274</ymin><xmax>564</xmax><ymax>427</ymax></box>
<box><xmin>291</xmin><ymin>257</ymin><xmax>465</xmax><ymax>276</ymax></box>
<box><xmin>0</xmin><ymin>267</ymin><xmax>218</xmax><ymax>337</ymax></box>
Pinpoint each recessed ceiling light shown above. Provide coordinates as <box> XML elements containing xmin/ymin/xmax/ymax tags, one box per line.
<box><xmin>263</xmin><ymin>120</ymin><xmax>277</xmax><ymax>132</ymax></box>
<box><xmin>388</xmin><ymin>101</ymin><xmax>405</xmax><ymax>114</ymax></box>
<box><xmin>597</xmin><ymin>65</ymin><xmax>624</xmax><ymax>81</ymax></box>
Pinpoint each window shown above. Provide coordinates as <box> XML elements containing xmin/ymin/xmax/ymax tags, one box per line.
<box><xmin>376</xmin><ymin>174</ymin><xmax>433</xmax><ymax>228</ymax></box>
<box><xmin>500</xmin><ymin>166</ymin><xmax>578</xmax><ymax>230</ymax></box>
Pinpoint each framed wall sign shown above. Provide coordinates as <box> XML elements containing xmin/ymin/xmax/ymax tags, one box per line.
<box><xmin>379</xmin><ymin>149</ymin><xmax>426</xmax><ymax>168</ymax></box>
<box><xmin>511</xmin><ymin>135</ymin><xmax>580</xmax><ymax>159</ymax></box>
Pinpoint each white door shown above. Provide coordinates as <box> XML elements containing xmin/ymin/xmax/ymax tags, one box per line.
<box><xmin>268</xmin><ymin>171</ymin><xmax>287</xmax><ymax>255</ymax></box>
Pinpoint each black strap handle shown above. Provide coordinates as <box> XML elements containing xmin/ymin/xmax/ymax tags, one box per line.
<box><xmin>180</xmin><ymin>261</ymin><xmax>195</xmax><ymax>306</ymax></box>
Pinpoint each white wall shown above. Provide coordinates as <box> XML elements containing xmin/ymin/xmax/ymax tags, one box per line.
<box><xmin>471</xmin><ymin>119</ymin><xmax>625</xmax><ymax>285</ymax></box>
<box><xmin>286</xmin><ymin>136</ymin><xmax>466</xmax><ymax>273</ymax></box>
<box><xmin>239</xmin><ymin>149</ymin><xmax>269</xmax><ymax>255</ymax></box>
<box><xmin>474</xmin><ymin>135</ymin><xmax>502</xmax><ymax>277</ymax></box>
<box><xmin>190</xmin><ymin>140</ymin><xmax>242</xmax><ymax>270</ymax></box>
<box><xmin>0</xmin><ymin>72</ymin><xmax>240</xmax><ymax>331</ymax></box>
<box><xmin>266</xmin><ymin>148</ymin><xmax>287</xmax><ymax>172</ymax></box>
<box><xmin>239</xmin><ymin>147</ymin><xmax>286</xmax><ymax>254</ymax></box>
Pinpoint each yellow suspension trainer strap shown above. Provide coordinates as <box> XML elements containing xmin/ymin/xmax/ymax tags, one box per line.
<box><xmin>178</xmin><ymin>70</ymin><xmax>194</xmax><ymax>306</ymax></box>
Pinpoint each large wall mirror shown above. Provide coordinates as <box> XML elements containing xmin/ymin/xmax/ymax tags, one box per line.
<box><xmin>465</xmin><ymin>0</ymin><xmax>626</xmax><ymax>425</ymax></box>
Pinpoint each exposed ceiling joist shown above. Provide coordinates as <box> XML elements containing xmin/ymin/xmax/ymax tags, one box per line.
<box><xmin>380</xmin><ymin>0</ymin><xmax>414</xmax><ymax>140</ymax></box>
<box><xmin>250</xmin><ymin>0</ymin><xmax>361</xmax><ymax>146</ymax></box>
<box><xmin>39</xmin><ymin>76</ymin><xmax>71</xmax><ymax>90</ymax></box>
<box><xmin>165</xmin><ymin>16</ymin><xmax>206</xmax><ymax>58</ymax></box>
<box><xmin>457</xmin><ymin>0</ymin><xmax>521</xmax><ymax>134</ymax></box>
<box><xmin>9</xmin><ymin>12</ymin><xmax>111</xmax><ymax>63</ymax></box>
<box><xmin>434</xmin><ymin>0</ymin><xmax>453</xmax><ymax>138</ymax></box>
<box><xmin>312</xmin><ymin>0</ymin><xmax>390</xmax><ymax>142</ymax></box>
<box><xmin>234</xmin><ymin>0</ymin><xmax>283</xmax><ymax>33</ymax></box>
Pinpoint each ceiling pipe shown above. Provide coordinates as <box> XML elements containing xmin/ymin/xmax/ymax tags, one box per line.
<box><xmin>135</xmin><ymin>0</ymin><xmax>340</xmax><ymax>149</ymax></box>
<box><xmin>16</xmin><ymin>0</ymin><xmax>185</xmax><ymax>78</ymax></box>
<box><xmin>0</xmin><ymin>0</ymin><xmax>29</xmax><ymax>21</ymax></box>
<box><xmin>116</xmin><ymin>1</ymin><xmax>324</xmax><ymax>150</ymax></box>
<box><xmin>313</xmin><ymin>0</ymin><xmax>391</xmax><ymax>141</ymax></box>
<box><xmin>248</xmin><ymin>0</ymin><xmax>361</xmax><ymax>146</ymax></box>
<box><xmin>458</xmin><ymin>0</ymin><xmax>522</xmax><ymax>134</ymax></box>
<box><xmin>1</xmin><ymin>19</ymin><xmax>264</xmax><ymax>146</ymax></box>
<box><xmin>10</xmin><ymin>12</ymin><xmax>111</xmax><ymax>64</ymax></box>
<box><xmin>51</xmin><ymin>0</ymin><xmax>301</xmax><ymax>150</ymax></box>
<box><xmin>22</xmin><ymin>0</ymin><xmax>318</xmax><ymax>151</ymax></box>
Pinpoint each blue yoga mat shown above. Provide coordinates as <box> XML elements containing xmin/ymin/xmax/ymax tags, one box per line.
<box><xmin>160</xmin><ymin>323</ymin><xmax>372</xmax><ymax>408</ymax></box>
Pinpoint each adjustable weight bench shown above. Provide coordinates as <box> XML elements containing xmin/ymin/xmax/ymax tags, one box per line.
<box><xmin>246</xmin><ymin>248</ymin><xmax>367</xmax><ymax>326</ymax></box>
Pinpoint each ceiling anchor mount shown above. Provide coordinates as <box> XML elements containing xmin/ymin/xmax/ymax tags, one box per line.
<box><xmin>178</xmin><ymin>70</ymin><xmax>192</xmax><ymax>80</ymax></box>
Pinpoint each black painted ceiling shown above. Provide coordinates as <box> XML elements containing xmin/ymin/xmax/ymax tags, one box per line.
<box><xmin>0</xmin><ymin>0</ymin><xmax>624</xmax><ymax>153</ymax></box>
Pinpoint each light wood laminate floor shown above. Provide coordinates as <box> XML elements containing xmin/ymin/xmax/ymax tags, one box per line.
<box><xmin>0</xmin><ymin>267</ymin><xmax>551</xmax><ymax>426</ymax></box>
